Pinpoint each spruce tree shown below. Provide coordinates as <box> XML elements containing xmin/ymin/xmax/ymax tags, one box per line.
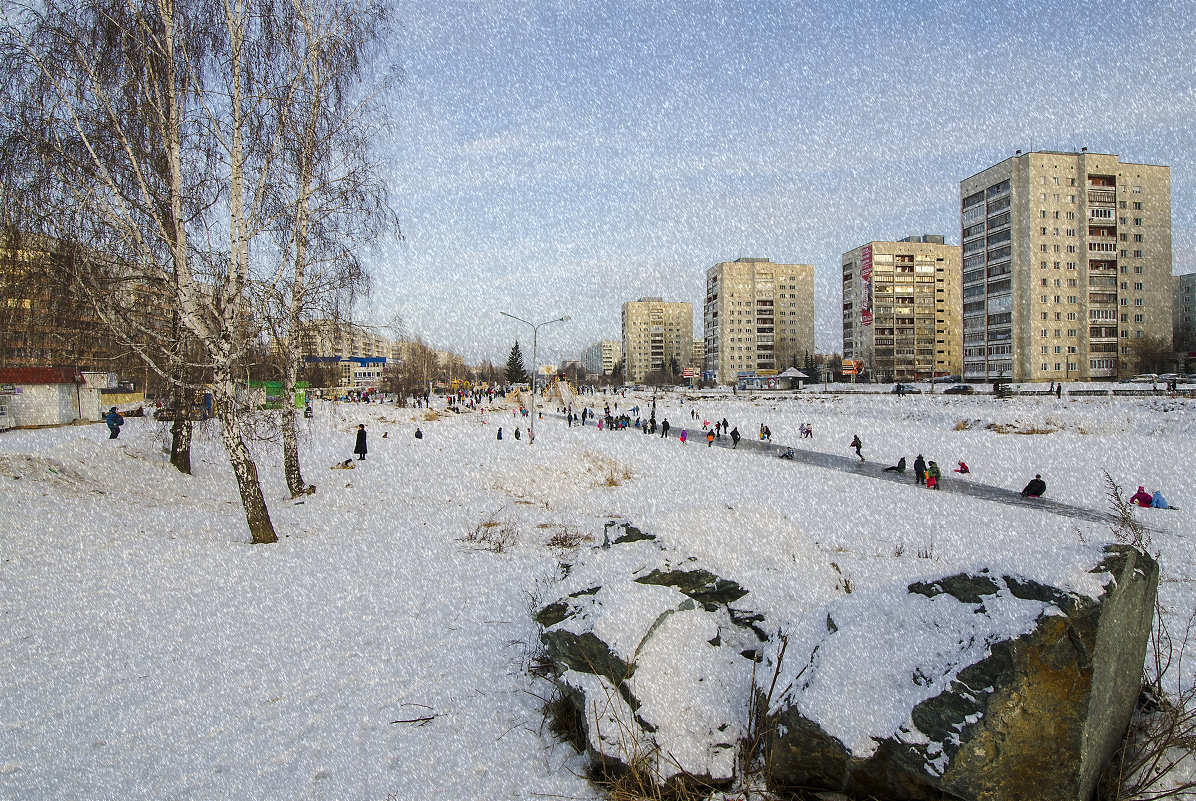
<box><xmin>505</xmin><ymin>341</ymin><xmax>528</xmax><ymax>384</ymax></box>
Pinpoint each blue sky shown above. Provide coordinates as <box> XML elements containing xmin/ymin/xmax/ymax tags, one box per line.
<box><xmin>363</xmin><ymin>0</ymin><xmax>1196</xmax><ymax>364</ymax></box>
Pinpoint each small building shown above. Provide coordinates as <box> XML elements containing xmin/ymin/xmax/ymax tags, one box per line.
<box><xmin>0</xmin><ymin>367</ymin><xmax>104</xmax><ymax>428</ymax></box>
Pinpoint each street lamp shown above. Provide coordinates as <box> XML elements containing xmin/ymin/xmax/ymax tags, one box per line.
<box><xmin>500</xmin><ymin>311</ymin><xmax>570</xmax><ymax>443</ymax></box>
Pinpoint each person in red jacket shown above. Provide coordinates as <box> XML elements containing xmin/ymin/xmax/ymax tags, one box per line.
<box><xmin>1130</xmin><ymin>486</ymin><xmax>1153</xmax><ymax>507</ymax></box>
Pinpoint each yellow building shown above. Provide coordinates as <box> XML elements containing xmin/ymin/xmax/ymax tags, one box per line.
<box><xmin>703</xmin><ymin>258</ymin><xmax>814</xmax><ymax>386</ymax></box>
<box><xmin>620</xmin><ymin>298</ymin><xmax>693</xmax><ymax>384</ymax></box>
<box><xmin>960</xmin><ymin>150</ymin><xmax>1174</xmax><ymax>382</ymax></box>
<box><xmin>842</xmin><ymin>237</ymin><xmax>962</xmax><ymax>381</ymax></box>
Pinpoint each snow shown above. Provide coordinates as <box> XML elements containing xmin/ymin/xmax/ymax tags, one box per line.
<box><xmin>1</xmin><ymin>388</ymin><xmax>1193</xmax><ymax>799</ymax></box>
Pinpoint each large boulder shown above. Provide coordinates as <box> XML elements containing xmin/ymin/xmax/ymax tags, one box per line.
<box><xmin>534</xmin><ymin>517</ymin><xmax>833</xmax><ymax>786</ymax></box>
<box><xmin>766</xmin><ymin>544</ymin><xmax>1159</xmax><ymax>801</ymax></box>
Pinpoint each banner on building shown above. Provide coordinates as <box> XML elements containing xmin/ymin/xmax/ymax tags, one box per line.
<box><xmin>861</xmin><ymin>245</ymin><xmax>873</xmax><ymax>327</ymax></box>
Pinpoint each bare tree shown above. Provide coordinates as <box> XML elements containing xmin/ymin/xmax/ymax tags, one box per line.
<box><xmin>260</xmin><ymin>0</ymin><xmax>395</xmax><ymax>497</ymax></box>
<box><xmin>0</xmin><ymin>0</ymin><xmax>349</xmax><ymax>542</ymax></box>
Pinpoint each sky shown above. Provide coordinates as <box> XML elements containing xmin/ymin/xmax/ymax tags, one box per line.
<box><xmin>360</xmin><ymin>0</ymin><xmax>1196</xmax><ymax>365</ymax></box>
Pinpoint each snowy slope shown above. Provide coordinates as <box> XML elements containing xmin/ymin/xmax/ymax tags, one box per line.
<box><xmin>0</xmin><ymin>390</ymin><xmax>1192</xmax><ymax>799</ymax></box>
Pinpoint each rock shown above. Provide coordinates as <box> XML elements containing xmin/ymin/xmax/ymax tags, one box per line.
<box><xmin>766</xmin><ymin>544</ymin><xmax>1159</xmax><ymax>801</ymax></box>
<box><xmin>536</xmin><ymin>520</ymin><xmax>771</xmax><ymax>786</ymax></box>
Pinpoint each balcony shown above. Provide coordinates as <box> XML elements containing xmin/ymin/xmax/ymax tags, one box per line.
<box><xmin>1088</xmin><ymin>189</ymin><xmax>1116</xmax><ymax>205</ymax></box>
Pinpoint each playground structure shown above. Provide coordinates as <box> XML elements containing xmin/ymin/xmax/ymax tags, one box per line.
<box><xmin>502</xmin><ymin>377</ymin><xmax>577</xmax><ymax>415</ymax></box>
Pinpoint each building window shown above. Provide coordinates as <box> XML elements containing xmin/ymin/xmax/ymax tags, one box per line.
<box><xmin>1134</xmin><ymin>218</ymin><xmax>1143</xmax><ymax>226</ymax></box>
<box><xmin>1132</xmin><ymin>201</ymin><xmax>1143</xmax><ymax>210</ymax></box>
<box><xmin>1134</xmin><ymin>298</ymin><xmax>1144</xmax><ymax>307</ymax></box>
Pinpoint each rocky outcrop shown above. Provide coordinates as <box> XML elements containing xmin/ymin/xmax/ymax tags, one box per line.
<box><xmin>766</xmin><ymin>545</ymin><xmax>1159</xmax><ymax>801</ymax></box>
<box><xmin>534</xmin><ymin>520</ymin><xmax>773</xmax><ymax>786</ymax></box>
<box><xmin>535</xmin><ymin>516</ymin><xmax>1158</xmax><ymax>801</ymax></box>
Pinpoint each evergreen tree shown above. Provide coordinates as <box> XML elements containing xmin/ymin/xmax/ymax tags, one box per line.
<box><xmin>505</xmin><ymin>341</ymin><xmax>528</xmax><ymax>384</ymax></box>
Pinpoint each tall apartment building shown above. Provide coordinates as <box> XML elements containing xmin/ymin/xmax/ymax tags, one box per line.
<box><xmin>959</xmin><ymin>150</ymin><xmax>1173</xmax><ymax>383</ymax></box>
<box><xmin>842</xmin><ymin>236</ymin><xmax>962</xmax><ymax>381</ymax></box>
<box><xmin>703</xmin><ymin>258</ymin><xmax>814</xmax><ymax>386</ymax></box>
<box><xmin>1175</xmin><ymin>273</ymin><xmax>1196</xmax><ymax>357</ymax></box>
<box><xmin>621</xmin><ymin>298</ymin><xmax>693</xmax><ymax>384</ymax></box>
<box><xmin>582</xmin><ymin>339</ymin><xmax>619</xmax><ymax>377</ymax></box>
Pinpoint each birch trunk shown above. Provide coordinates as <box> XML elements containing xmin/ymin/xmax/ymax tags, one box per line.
<box><xmin>213</xmin><ymin>370</ymin><xmax>276</xmax><ymax>543</ymax></box>
<box><xmin>280</xmin><ymin>360</ymin><xmax>306</xmax><ymax>497</ymax></box>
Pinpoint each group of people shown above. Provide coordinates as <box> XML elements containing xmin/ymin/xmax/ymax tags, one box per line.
<box><xmin>1130</xmin><ymin>486</ymin><xmax>1173</xmax><ymax>509</ymax></box>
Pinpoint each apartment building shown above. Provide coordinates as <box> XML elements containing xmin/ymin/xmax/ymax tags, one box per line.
<box><xmin>959</xmin><ymin>150</ymin><xmax>1173</xmax><ymax>383</ymax></box>
<box><xmin>703</xmin><ymin>258</ymin><xmax>814</xmax><ymax>386</ymax></box>
<box><xmin>582</xmin><ymin>339</ymin><xmax>619</xmax><ymax>377</ymax></box>
<box><xmin>842</xmin><ymin>236</ymin><xmax>962</xmax><ymax>381</ymax></box>
<box><xmin>691</xmin><ymin>339</ymin><xmax>704</xmax><ymax>376</ymax></box>
<box><xmin>620</xmin><ymin>298</ymin><xmax>693</xmax><ymax>384</ymax></box>
<box><xmin>295</xmin><ymin>318</ymin><xmax>392</xmax><ymax>361</ymax></box>
<box><xmin>1176</xmin><ymin>273</ymin><xmax>1196</xmax><ymax>357</ymax></box>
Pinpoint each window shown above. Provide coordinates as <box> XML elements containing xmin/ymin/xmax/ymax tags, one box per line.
<box><xmin>1041</xmin><ymin>210</ymin><xmax>1048</xmax><ymax>218</ymax></box>
<box><xmin>1134</xmin><ymin>265</ymin><xmax>1144</xmax><ymax>274</ymax></box>
<box><xmin>1054</xmin><ymin>346</ymin><xmax>1062</xmax><ymax>354</ymax></box>
<box><xmin>1133</xmin><ymin>201</ymin><xmax>1143</xmax><ymax>210</ymax></box>
<box><xmin>1067</xmin><ymin>312</ymin><xmax>1077</xmax><ymax>321</ymax></box>
<box><xmin>1068</xmin><ymin>346</ymin><xmax>1077</xmax><ymax>354</ymax></box>
<box><xmin>1041</xmin><ymin>261</ymin><xmax>1048</xmax><ymax>269</ymax></box>
<box><xmin>1067</xmin><ymin>279</ymin><xmax>1077</xmax><ymax>287</ymax></box>
<box><xmin>1066</xmin><ymin>229</ymin><xmax>1076</xmax><ymax>237</ymax></box>
<box><xmin>1040</xmin><ymin>244</ymin><xmax>1048</xmax><ymax>252</ymax></box>
<box><xmin>1041</xmin><ymin>227</ymin><xmax>1048</xmax><ymax>235</ymax></box>
<box><xmin>1041</xmin><ymin>329</ymin><xmax>1049</xmax><ymax>337</ymax></box>
<box><xmin>1041</xmin><ymin>278</ymin><xmax>1049</xmax><ymax>287</ymax></box>
<box><xmin>1041</xmin><ymin>346</ymin><xmax>1049</xmax><ymax>354</ymax></box>
<box><xmin>1068</xmin><ymin>296</ymin><xmax>1078</xmax><ymax>304</ymax></box>
<box><xmin>1067</xmin><ymin>211</ymin><xmax>1076</xmax><ymax>220</ymax></box>
<box><xmin>1134</xmin><ymin>298</ymin><xmax>1144</xmax><ymax>307</ymax></box>
<box><xmin>1068</xmin><ymin>329</ymin><xmax>1077</xmax><ymax>337</ymax></box>
<box><xmin>1055</xmin><ymin>329</ymin><xmax>1062</xmax><ymax>337</ymax></box>
<box><xmin>1134</xmin><ymin>218</ymin><xmax>1143</xmax><ymax>226</ymax></box>
<box><xmin>1041</xmin><ymin>295</ymin><xmax>1049</xmax><ymax>303</ymax></box>
<box><xmin>1132</xmin><ymin>185</ymin><xmax>1142</xmax><ymax>194</ymax></box>
<box><xmin>1053</xmin><ymin>227</ymin><xmax>1061</xmax><ymax>236</ymax></box>
<box><xmin>1134</xmin><ymin>313</ymin><xmax>1144</xmax><ymax>323</ymax></box>
<box><xmin>1134</xmin><ymin>250</ymin><xmax>1143</xmax><ymax>258</ymax></box>
<box><xmin>1134</xmin><ymin>234</ymin><xmax>1143</xmax><ymax>242</ymax></box>
<box><xmin>1134</xmin><ymin>282</ymin><xmax>1144</xmax><ymax>290</ymax></box>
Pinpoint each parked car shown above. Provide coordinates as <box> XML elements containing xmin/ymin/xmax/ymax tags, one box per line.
<box><xmin>1120</xmin><ymin>374</ymin><xmax>1158</xmax><ymax>383</ymax></box>
<box><xmin>1157</xmin><ymin>373</ymin><xmax>1180</xmax><ymax>382</ymax></box>
<box><xmin>943</xmin><ymin>384</ymin><xmax>974</xmax><ymax>395</ymax></box>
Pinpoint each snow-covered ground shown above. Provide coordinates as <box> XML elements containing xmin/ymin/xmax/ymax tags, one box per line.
<box><xmin>1</xmin><ymin>389</ymin><xmax>1192</xmax><ymax>800</ymax></box>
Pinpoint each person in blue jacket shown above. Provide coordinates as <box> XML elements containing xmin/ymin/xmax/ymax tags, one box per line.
<box><xmin>105</xmin><ymin>407</ymin><xmax>124</xmax><ymax>439</ymax></box>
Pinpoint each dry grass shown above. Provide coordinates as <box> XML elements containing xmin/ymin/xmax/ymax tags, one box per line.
<box><xmin>1100</xmin><ymin>606</ymin><xmax>1196</xmax><ymax>800</ymax></box>
<box><xmin>953</xmin><ymin>419</ymin><xmax>976</xmax><ymax>431</ymax></box>
<box><xmin>583</xmin><ymin>450</ymin><xmax>634</xmax><ymax>488</ymax></box>
<box><xmin>462</xmin><ymin>511</ymin><xmax>517</xmax><ymax>553</ymax></box>
<box><xmin>540</xmin><ymin>524</ymin><xmax>595</xmax><ymax>551</ymax></box>
<box><xmin>423</xmin><ymin>410</ymin><xmax>440</xmax><ymax>422</ymax></box>
<box><xmin>985</xmin><ymin>422</ymin><xmax>1059</xmax><ymax>435</ymax></box>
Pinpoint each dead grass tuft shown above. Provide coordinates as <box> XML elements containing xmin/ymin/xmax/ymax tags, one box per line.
<box><xmin>541</xmin><ymin>524</ymin><xmax>595</xmax><ymax>551</ymax></box>
<box><xmin>462</xmin><ymin>510</ymin><xmax>517</xmax><ymax>553</ymax></box>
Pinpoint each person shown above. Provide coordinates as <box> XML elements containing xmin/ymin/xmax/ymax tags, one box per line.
<box><xmin>926</xmin><ymin>460</ymin><xmax>941</xmax><ymax>490</ymax></box>
<box><xmin>679</xmin><ymin>429</ymin><xmax>687</xmax><ymax>443</ymax></box>
<box><xmin>105</xmin><ymin>407</ymin><xmax>124</xmax><ymax>439</ymax></box>
<box><xmin>913</xmin><ymin>454</ymin><xmax>926</xmax><ymax>485</ymax></box>
<box><xmin>660</xmin><ymin>419</ymin><xmax>670</xmax><ymax>438</ymax></box>
<box><xmin>730</xmin><ymin>427</ymin><xmax>740</xmax><ymax>448</ymax></box>
<box><xmin>303</xmin><ymin>405</ymin><xmax>314</xmax><ymax>419</ymax></box>
<box><xmin>414</xmin><ymin>428</ymin><xmax>423</xmax><ymax>439</ymax></box>
<box><xmin>1021</xmin><ymin>474</ymin><xmax>1047</xmax><ymax>498</ymax></box>
<box><xmin>353</xmin><ymin>424</ymin><xmax>368</xmax><ymax>460</ymax></box>
<box><xmin>850</xmin><ymin>434</ymin><xmax>864</xmax><ymax>462</ymax></box>
<box><xmin>763</xmin><ymin>425</ymin><xmax>772</xmax><ymax>442</ymax></box>
<box><xmin>883</xmin><ymin>456</ymin><xmax>906</xmax><ymax>473</ymax></box>
<box><xmin>780</xmin><ymin>446</ymin><xmax>795</xmax><ymax>459</ymax></box>
<box><xmin>497</xmin><ymin>427</ymin><xmax>503</xmax><ymax>440</ymax></box>
<box><xmin>707</xmin><ymin>430</ymin><xmax>714</xmax><ymax>447</ymax></box>
<box><xmin>1151</xmin><ymin>490</ymin><xmax>1173</xmax><ymax>509</ymax></box>
<box><xmin>1056</xmin><ymin>383</ymin><xmax>1062</xmax><ymax>399</ymax></box>
<box><xmin>1129</xmin><ymin>486</ymin><xmax>1153</xmax><ymax>507</ymax></box>
<box><xmin>514</xmin><ymin>427</ymin><xmax>521</xmax><ymax>440</ymax></box>
<box><xmin>954</xmin><ymin>461</ymin><xmax>970</xmax><ymax>474</ymax></box>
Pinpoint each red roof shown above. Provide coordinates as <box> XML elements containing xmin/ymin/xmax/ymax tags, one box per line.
<box><xmin>0</xmin><ymin>367</ymin><xmax>83</xmax><ymax>385</ymax></box>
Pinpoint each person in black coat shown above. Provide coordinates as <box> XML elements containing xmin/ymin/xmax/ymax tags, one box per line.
<box><xmin>354</xmin><ymin>424</ymin><xmax>367</xmax><ymax>460</ymax></box>
<box><xmin>913</xmin><ymin>454</ymin><xmax>926</xmax><ymax>485</ymax></box>
<box><xmin>1021</xmin><ymin>474</ymin><xmax>1047</xmax><ymax>498</ymax></box>
<box><xmin>884</xmin><ymin>456</ymin><xmax>906</xmax><ymax>473</ymax></box>
<box><xmin>730</xmin><ymin>427</ymin><xmax>740</xmax><ymax>448</ymax></box>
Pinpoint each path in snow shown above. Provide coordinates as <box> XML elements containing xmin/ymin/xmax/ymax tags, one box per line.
<box><xmin>570</xmin><ymin>414</ymin><xmax>1127</xmax><ymax>528</ymax></box>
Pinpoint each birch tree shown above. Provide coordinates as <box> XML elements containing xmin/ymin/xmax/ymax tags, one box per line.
<box><xmin>262</xmin><ymin>0</ymin><xmax>395</xmax><ymax>498</ymax></box>
<box><xmin>0</xmin><ymin>0</ymin><xmax>305</xmax><ymax>543</ymax></box>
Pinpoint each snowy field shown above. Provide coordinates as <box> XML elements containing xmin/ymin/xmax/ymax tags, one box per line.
<box><xmin>1</xmin><ymin>389</ymin><xmax>1193</xmax><ymax>800</ymax></box>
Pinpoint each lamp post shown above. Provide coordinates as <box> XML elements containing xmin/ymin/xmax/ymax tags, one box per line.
<box><xmin>500</xmin><ymin>311</ymin><xmax>570</xmax><ymax>443</ymax></box>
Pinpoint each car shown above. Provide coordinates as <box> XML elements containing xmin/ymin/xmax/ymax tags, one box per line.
<box><xmin>1157</xmin><ymin>373</ymin><xmax>1180</xmax><ymax>382</ymax></box>
<box><xmin>1131</xmin><ymin>374</ymin><xmax>1160</xmax><ymax>383</ymax></box>
<box><xmin>943</xmin><ymin>384</ymin><xmax>974</xmax><ymax>395</ymax></box>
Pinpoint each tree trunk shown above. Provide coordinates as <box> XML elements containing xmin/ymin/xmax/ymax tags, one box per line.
<box><xmin>213</xmin><ymin>379</ymin><xmax>277</xmax><ymax>544</ymax></box>
<box><xmin>168</xmin><ymin>385</ymin><xmax>193</xmax><ymax>474</ymax></box>
<box><xmin>280</xmin><ymin>363</ymin><xmax>306</xmax><ymax>497</ymax></box>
